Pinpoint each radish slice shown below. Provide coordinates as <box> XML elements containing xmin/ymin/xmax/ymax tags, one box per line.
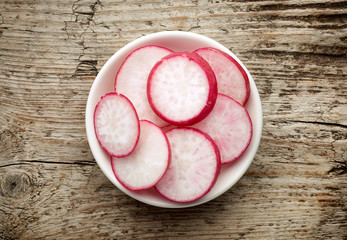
<box><xmin>111</xmin><ymin>120</ymin><xmax>171</xmax><ymax>191</ymax></box>
<box><xmin>147</xmin><ymin>52</ymin><xmax>217</xmax><ymax>126</ymax></box>
<box><xmin>193</xmin><ymin>93</ymin><xmax>253</xmax><ymax>164</ymax></box>
<box><xmin>194</xmin><ymin>47</ymin><xmax>250</xmax><ymax>105</ymax></box>
<box><xmin>94</xmin><ymin>93</ymin><xmax>140</xmax><ymax>157</ymax></box>
<box><xmin>155</xmin><ymin>127</ymin><xmax>221</xmax><ymax>203</ymax></box>
<box><xmin>115</xmin><ymin>45</ymin><xmax>173</xmax><ymax>127</ymax></box>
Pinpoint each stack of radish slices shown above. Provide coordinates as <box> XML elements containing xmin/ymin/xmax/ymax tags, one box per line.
<box><xmin>94</xmin><ymin>45</ymin><xmax>252</xmax><ymax>203</ymax></box>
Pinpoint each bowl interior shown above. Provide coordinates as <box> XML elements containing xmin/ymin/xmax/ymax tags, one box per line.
<box><xmin>86</xmin><ymin>31</ymin><xmax>262</xmax><ymax>208</ymax></box>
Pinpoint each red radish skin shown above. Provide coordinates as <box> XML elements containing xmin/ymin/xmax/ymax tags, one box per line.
<box><xmin>193</xmin><ymin>93</ymin><xmax>253</xmax><ymax>164</ymax></box>
<box><xmin>155</xmin><ymin>127</ymin><xmax>221</xmax><ymax>203</ymax></box>
<box><xmin>147</xmin><ymin>52</ymin><xmax>217</xmax><ymax>126</ymax></box>
<box><xmin>94</xmin><ymin>93</ymin><xmax>140</xmax><ymax>157</ymax></box>
<box><xmin>115</xmin><ymin>45</ymin><xmax>173</xmax><ymax>127</ymax></box>
<box><xmin>194</xmin><ymin>47</ymin><xmax>250</xmax><ymax>105</ymax></box>
<box><xmin>111</xmin><ymin>120</ymin><xmax>171</xmax><ymax>191</ymax></box>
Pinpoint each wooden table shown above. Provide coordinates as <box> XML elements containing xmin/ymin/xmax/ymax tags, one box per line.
<box><xmin>1</xmin><ymin>0</ymin><xmax>346</xmax><ymax>239</ymax></box>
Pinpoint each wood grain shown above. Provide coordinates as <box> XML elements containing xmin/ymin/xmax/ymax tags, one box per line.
<box><xmin>0</xmin><ymin>0</ymin><xmax>346</xmax><ymax>239</ymax></box>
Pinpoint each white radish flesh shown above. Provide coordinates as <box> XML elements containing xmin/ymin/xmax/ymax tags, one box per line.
<box><xmin>94</xmin><ymin>93</ymin><xmax>140</xmax><ymax>157</ymax></box>
<box><xmin>155</xmin><ymin>127</ymin><xmax>221</xmax><ymax>203</ymax></box>
<box><xmin>193</xmin><ymin>93</ymin><xmax>253</xmax><ymax>164</ymax></box>
<box><xmin>147</xmin><ymin>52</ymin><xmax>217</xmax><ymax>126</ymax></box>
<box><xmin>194</xmin><ymin>47</ymin><xmax>250</xmax><ymax>105</ymax></box>
<box><xmin>111</xmin><ymin>120</ymin><xmax>171</xmax><ymax>191</ymax></box>
<box><xmin>115</xmin><ymin>45</ymin><xmax>173</xmax><ymax>127</ymax></box>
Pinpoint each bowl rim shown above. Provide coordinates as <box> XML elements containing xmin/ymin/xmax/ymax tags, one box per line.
<box><xmin>85</xmin><ymin>30</ymin><xmax>263</xmax><ymax>208</ymax></box>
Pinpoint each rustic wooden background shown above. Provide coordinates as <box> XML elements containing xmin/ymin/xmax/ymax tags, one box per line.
<box><xmin>0</xmin><ymin>0</ymin><xmax>346</xmax><ymax>239</ymax></box>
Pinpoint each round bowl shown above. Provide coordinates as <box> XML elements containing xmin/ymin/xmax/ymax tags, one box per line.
<box><xmin>85</xmin><ymin>31</ymin><xmax>262</xmax><ymax>208</ymax></box>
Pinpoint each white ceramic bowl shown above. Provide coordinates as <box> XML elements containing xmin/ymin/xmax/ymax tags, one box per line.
<box><xmin>85</xmin><ymin>31</ymin><xmax>262</xmax><ymax>208</ymax></box>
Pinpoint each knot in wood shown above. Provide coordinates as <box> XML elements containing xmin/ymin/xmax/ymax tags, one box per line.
<box><xmin>1</xmin><ymin>172</ymin><xmax>31</xmax><ymax>198</ymax></box>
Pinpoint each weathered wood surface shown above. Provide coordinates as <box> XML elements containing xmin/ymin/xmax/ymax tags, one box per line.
<box><xmin>0</xmin><ymin>0</ymin><xmax>346</xmax><ymax>239</ymax></box>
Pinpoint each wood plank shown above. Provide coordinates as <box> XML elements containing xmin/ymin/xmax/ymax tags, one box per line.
<box><xmin>0</xmin><ymin>0</ymin><xmax>346</xmax><ymax>239</ymax></box>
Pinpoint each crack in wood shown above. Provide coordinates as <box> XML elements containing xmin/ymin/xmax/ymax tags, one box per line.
<box><xmin>0</xmin><ymin>163</ymin><xmax>30</xmax><ymax>169</ymax></box>
<box><xmin>328</xmin><ymin>140</ymin><xmax>347</xmax><ymax>176</ymax></box>
<box><xmin>0</xmin><ymin>13</ymin><xmax>4</xmax><ymax>25</ymax></box>
<box><xmin>68</xmin><ymin>0</ymin><xmax>101</xmax><ymax>77</ymax></box>
<box><xmin>254</xmin><ymin>1</ymin><xmax>347</xmax><ymax>12</ymax></box>
<box><xmin>0</xmin><ymin>160</ymin><xmax>95</xmax><ymax>169</ymax></box>
<box><xmin>249</xmin><ymin>48</ymin><xmax>347</xmax><ymax>58</ymax></box>
<box><xmin>288</xmin><ymin>120</ymin><xmax>347</xmax><ymax>129</ymax></box>
<box><xmin>327</xmin><ymin>162</ymin><xmax>347</xmax><ymax>175</ymax></box>
<box><xmin>24</xmin><ymin>160</ymin><xmax>95</xmax><ymax>166</ymax></box>
<box><xmin>73</xmin><ymin>60</ymin><xmax>98</xmax><ymax>77</ymax></box>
